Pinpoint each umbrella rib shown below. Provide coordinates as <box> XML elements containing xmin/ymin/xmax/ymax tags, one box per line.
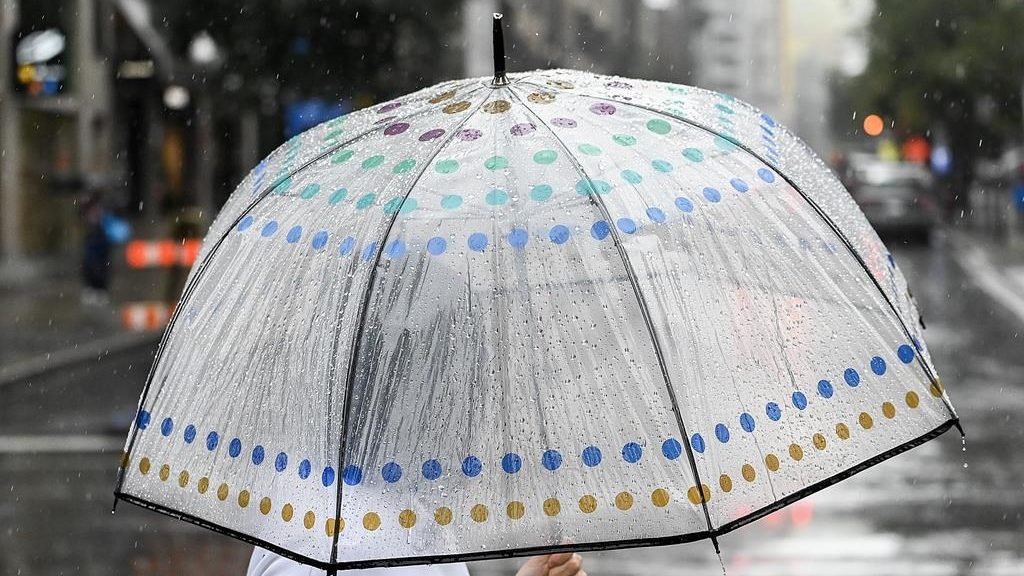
<box><xmin>327</xmin><ymin>90</ymin><xmax>494</xmax><ymax>569</ymax></box>
<box><xmin>508</xmin><ymin>87</ymin><xmax>721</xmax><ymax>551</ymax></box>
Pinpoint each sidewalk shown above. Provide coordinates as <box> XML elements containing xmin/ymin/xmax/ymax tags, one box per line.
<box><xmin>949</xmin><ymin>224</ymin><xmax>1024</xmax><ymax>326</ymax></box>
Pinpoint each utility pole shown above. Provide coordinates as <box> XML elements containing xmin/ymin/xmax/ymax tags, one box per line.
<box><xmin>0</xmin><ymin>0</ymin><xmax>22</xmax><ymax>265</ymax></box>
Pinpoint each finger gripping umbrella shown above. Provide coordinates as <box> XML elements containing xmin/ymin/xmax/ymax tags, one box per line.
<box><xmin>115</xmin><ymin>14</ymin><xmax>959</xmax><ymax>572</ymax></box>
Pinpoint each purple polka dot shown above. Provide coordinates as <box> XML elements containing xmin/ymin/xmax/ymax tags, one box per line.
<box><xmin>457</xmin><ymin>129</ymin><xmax>482</xmax><ymax>141</ymax></box>
<box><xmin>590</xmin><ymin>102</ymin><xmax>616</xmax><ymax>115</ymax></box>
<box><xmin>510</xmin><ymin>123</ymin><xmax>536</xmax><ymax>136</ymax></box>
<box><xmin>378</xmin><ymin>102</ymin><xmax>402</xmax><ymax>113</ymax></box>
<box><xmin>418</xmin><ymin>128</ymin><xmax>445</xmax><ymax>142</ymax></box>
<box><xmin>605</xmin><ymin>81</ymin><xmax>633</xmax><ymax>89</ymax></box>
<box><xmin>384</xmin><ymin>122</ymin><xmax>409</xmax><ymax>136</ymax></box>
<box><xmin>375</xmin><ymin>116</ymin><xmax>396</xmax><ymax>125</ymax></box>
<box><xmin>551</xmin><ymin>117</ymin><xmax>577</xmax><ymax>128</ymax></box>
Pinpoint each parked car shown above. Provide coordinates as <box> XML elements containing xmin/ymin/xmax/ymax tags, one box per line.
<box><xmin>844</xmin><ymin>158</ymin><xmax>940</xmax><ymax>239</ymax></box>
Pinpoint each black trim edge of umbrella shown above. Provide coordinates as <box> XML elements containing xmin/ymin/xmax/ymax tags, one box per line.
<box><xmin>112</xmin><ymin>417</ymin><xmax>958</xmax><ymax>570</ymax></box>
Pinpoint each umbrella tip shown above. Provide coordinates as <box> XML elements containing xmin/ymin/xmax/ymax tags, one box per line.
<box><xmin>491</xmin><ymin>12</ymin><xmax>509</xmax><ymax>86</ymax></box>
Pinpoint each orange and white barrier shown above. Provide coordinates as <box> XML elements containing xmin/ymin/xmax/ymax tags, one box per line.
<box><xmin>121</xmin><ymin>302</ymin><xmax>175</xmax><ymax>331</ymax></box>
<box><xmin>125</xmin><ymin>239</ymin><xmax>202</xmax><ymax>268</ymax></box>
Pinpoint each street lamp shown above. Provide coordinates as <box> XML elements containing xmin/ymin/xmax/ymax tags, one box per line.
<box><xmin>188</xmin><ymin>31</ymin><xmax>222</xmax><ymax>224</ymax></box>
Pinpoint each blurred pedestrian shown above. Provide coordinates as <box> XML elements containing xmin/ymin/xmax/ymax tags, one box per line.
<box><xmin>246</xmin><ymin>548</ymin><xmax>586</xmax><ymax>576</ymax></box>
<box><xmin>80</xmin><ymin>191</ymin><xmax>112</xmax><ymax>305</ymax></box>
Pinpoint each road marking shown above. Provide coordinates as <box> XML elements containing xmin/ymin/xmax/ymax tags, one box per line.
<box><xmin>0</xmin><ymin>435</ymin><xmax>123</xmax><ymax>454</ymax></box>
<box><xmin>956</xmin><ymin>242</ymin><xmax>1024</xmax><ymax>326</ymax></box>
<box><xmin>0</xmin><ymin>331</ymin><xmax>159</xmax><ymax>387</ymax></box>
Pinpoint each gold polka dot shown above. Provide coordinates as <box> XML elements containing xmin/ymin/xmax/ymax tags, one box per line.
<box><xmin>482</xmin><ymin>100</ymin><xmax>511</xmax><ymax>114</ymax></box>
<box><xmin>687</xmin><ymin>484</ymin><xmax>711</xmax><ymax>505</ymax></box>
<box><xmin>177</xmin><ymin>470</ymin><xmax>190</xmax><ymax>488</ymax></box>
<box><xmin>527</xmin><ymin>92</ymin><xmax>556</xmax><ymax>104</ymax></box>
<box><xmin>789</xmin><ymin>443</ymin><xmax>804</xmax><ymax>461</ymax></box>
<box><xmin>303</xmin><ymin>511</ymin><xmax>315</xmax><ymax>530</ymax></box>
<box><xmin>217</xmin><ymin>483</ymin><xmax>229</xmax><ymax>501</ymax></box>
<box><xmin>138</xmin><ymin>457</ymin><xmax>151</xmax><ymax>475</ymax></box>
<box><xmin>325</xmin><ymin>517</ymin><xmax>337</xmax><ymax>537</ymax></box>
<box><xmin>615</xmin><ymin>491</ymin><xmax>634</xmax><ymax>511</ymax></box>
<box><xmin>765</xmin><ymin>454</ymin><xmax>780</xmax><ymax>471</ymax></box>
<box><xmin>237</xmin><ymin>490</ymin><xmax>250</xmax><ymax>508</ymax></box>
<box><xmin>651</xmin><ymin>488</ymin><xmax>670</xmax><ymax>507</ymax></box>
<box><xmin>578</xmin><ymin>495</ymin><xmax>598</xmax><ymax>513</ymax></box>
<box><xmin>882</xmin><ymin>401</ymin><xmax>896</xmax><ymax>419</ymax></box>
<box><xmin>906</xmin><ymin>390</ymin><xmax>920</xmax><ymax>408</ymax></box>
<box><xmin>158</xmin><ymin>464</ymin><xmax>170</xmax><ymax>481</ymax></box>
<box><xmin>741</xmin><ymin>464</ymin><xmax>756</xmax><ymax>482</ymax></box>
<box><xmin>929</xmin><ymin>379</ymin><xmax>944</xmax><ymax>397</ymax></box>
<box><xmin>121</xmin><ymin>452</ymin><xmax>131</xmax><ymax>469</ymax></box>
<box><xmin>282</xmin><ymin>503</ymin><xmax>294</xmax><ymax>522</ymax></box>
<box><xmin>506</xmin><ymin>501</ymin><xmax>525</xmax><ymax>520</ymax></box>
<box><xmin>197</xmin><ymin>477</ymin><xmax>209</xmax><ymax>494</ymax></box>
<box><xmin>859</xmin><ymin>412</ymin><xmax>874</xmax><ymax>429</ymax></box>
<box><xmin>399</xmin><ymin>509</ymin><xmax>417</xmax><ymax>528</ymax></box>
<box><xmin>719</xmin><ymin>474</ymin><xmax>733</xmax><ymax>493</ymax></box>
<box><xmin>259</xmin><ymin>497</ymin><xmax>272</xmax><ymax>515</ymax></box>
<box><xmin>434</xmin><ymin>507</ymin><xmax>453</xmax><ymax>526</ymax></box>
<box><xmin>442</xmin><ymin>101</ymin><xmax>471</xmax><ymax>114</ymax></box>
<box><xmin>429</xmin><ymin>90</ymin><xmax>455</xmax><ymax>104</ymax></box>
<box><xmin>547</xmin><ymin>79</ymin><xmax>575</xmax><ymax>89</ymax></box>
<box><xmin>836</xmin><ymin>423</ymin><xmax>851</xmax><ymax>440</ymax></box>
<box><xmin>470</xmin><ymin>504</ymin><xmax>488</xmax><ymax>523</ymax></box>
<box><xmin>363</xmin><ymin>512</ymin><xmax>381</xmax><ymax>531</ymax></box>
<box><xmin>813</xmin><ymin>433</ymin><xmax>827</xmax><ymax>451</ymax></box>
<box><xmin>543</xmin><ymin>498</ymin><xmax>561</xmax><ymax>517</ymax></box>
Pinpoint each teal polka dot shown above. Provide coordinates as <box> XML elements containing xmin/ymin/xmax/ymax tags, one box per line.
<box><xmin>328</xmin><ymin>188</ymin><xmax>348</xmax><ymax>205</ymax></box>
<box><xmin>682</xmin><ymin>148</ymin><xmax>704</xmax><ymax>162</ymax></box>
<box><xmin>393</xmin><ymin>159</ymin><xmax>416</xmax><ymax>174</ymax></box>
<box><xmin>355</xmin><ymin>193</ymin><xmax>376</xmax><ymax>209</ymax></box>
<box><xmin>485</xmin><ymin>188</ymin><xmax>509</xmax><ymax>206</ymax></box>
<box><xmin>715</xmin><ymin>103</ymin><xmax>734</xmax><ymax>114</ymax></box>
<box><xmin>622</xmin><ymin>170</ymin><xmax>643</xmax><ymax>184</ymax></box>
<box><xmin>272</xmin><ymin>176</ymin><xmax>293</xmax><ymax>194</ymax></box>
<box><xmin>299</xmin><ymin>183</ymin><xmax>321</xmax><ymax>199</ymax></box>
<box><xmin>361</xmin><ymin>155</ymin><xmax>385</xmax><ymax>169</ymax></box>
<box><xmin>577</xmin><ymin>143</ymin><xmax>602</xmax><ymax>156</ymax></box>
<box><xmin>484</xmin><ymin>156</ymin><xmax>509</xmax><ymax>170</ymax></box>
<box><xmin>533</xmin><ymin>150</ymin><xmax>557</xmax><ymax>164</ymax></box>
<box><xmin>651</xmin><ymin>159</ymin><xmax>673</xmax><ymax>173</ymax></box>
<box><xmin>613</xmin><ymin>134</ymin><xmax>636</xmax><ymax>146</ymax></box>
<box><xmin>530</xmin><ymin>184</ymin><xmax>553</xmax><ymax>202</ymax></box>
<box><xmin>382</xmin><ymin>197</ymin><xmax>417</xmax><ymax>214</ymax></box>
<box><xmin>435</xmin><ymin>159</ymin><xmax>459</xmax><ymax>174</ymax></box>
<box><xmin>714</xmin><ymin>136</ymin><xmax>738</xmax><ymax>151</ymax></box>
<box><xmin>441</xmin><ymin>195</ymin><xmax>463</xmax><ymax>210</ymax></box>
<box><xmin>647</xmin><ymin>119</ymin><xmax>671</xmax><ymax>134</ymax></box>
<box><xmin>576</xmin><ymin>179</ymin><xmax>612</xmax><ymax>195</ymax></box>
<box><xmin>323</xmin><ymin>128</ymin><xmax>343</xmax><ymax>142</ymax></box>
<box><xmin>331</xmin><ymin>150</ymin><xmax>354</xmax><ymax>164</ymax></box>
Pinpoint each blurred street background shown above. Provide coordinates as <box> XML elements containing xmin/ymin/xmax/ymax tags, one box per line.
<box><xmin>2</xmin><ymin>0</ymin><xmax>1023</xmax><ymax>574</ymax></box>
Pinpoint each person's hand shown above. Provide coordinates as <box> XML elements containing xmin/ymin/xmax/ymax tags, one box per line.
<box><xmin>515</xmin><ymin>553</ymin><xmax>585</xmax><ymax>576</ymax></box>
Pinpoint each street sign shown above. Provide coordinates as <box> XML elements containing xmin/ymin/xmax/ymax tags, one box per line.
<box><xmin>11</xmin><ymin>27</ymin><xmax>67</xmax><ymax>96</ymax></box>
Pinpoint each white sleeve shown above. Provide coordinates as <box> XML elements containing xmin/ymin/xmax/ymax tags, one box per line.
<box><xmin>246</xmin><ymin>547</ymin><xmax>471</xmax><ymax>576</ymax></box>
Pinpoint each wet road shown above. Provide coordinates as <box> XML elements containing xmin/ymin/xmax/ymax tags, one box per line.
<box><xmin>2</xmin><ymin>233</ymin><xmax>1022</xmax><ymax>575</ymax></box>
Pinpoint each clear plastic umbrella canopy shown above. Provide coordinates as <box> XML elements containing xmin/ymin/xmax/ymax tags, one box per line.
<box><xmin>115</xmin><ymin>38</ymin><xmax>959</xmax><ymax>571</ymax></box>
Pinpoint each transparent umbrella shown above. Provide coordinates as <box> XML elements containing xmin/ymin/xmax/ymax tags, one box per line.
<box><xmin>115</xmin><ymin>14</ymin><xmax>960</xmax><ymax>573</ymax></box>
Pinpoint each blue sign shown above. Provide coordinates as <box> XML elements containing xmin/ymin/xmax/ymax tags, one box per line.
<box><xmin>284</xmin><ymin>99</ymin><xmax>348</xmax><ymax>138</ymax></box>
<box><xmin>930</xmin><ymin>146</ymin><xmax>952</xmax><ymax>176</ymax></box>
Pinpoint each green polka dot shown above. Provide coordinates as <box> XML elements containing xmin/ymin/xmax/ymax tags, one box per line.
<box><xmin>484</xmin><ymin>156</ymin><xmax>509</xmax><ymax>170</ymax></box>
<box><xmin>272</xmin><ymin>176</ymin><xmax>293</xmax><ymax>194</ymax></box>
<box><xmin>299</xmin><ymin>183</ymin><xmax>321</xmax><ymax>199</ymax></box>
<box><xmin>361</xmin><ymin>155</ymin><xmax>385</xmax><ymax>169</ymax></box>
<box><xmin>613</xmin><ymin>134</ymin><xmax>636</xmax><ymax>146</ymax></box>
<box><xmin>435</xmin><ymin>159</ymin><xmax>459</xmax><ymax>174</ymax></box>
<box><xmin>331</xmin><ymin>150</ymin><xmax>354</xmax><ymax>164</ymax></box>
<box><xmin>382</xmin><ymin>197</ymin><xmax>417</xmax><ymax>214</ymax></box>
<box><xmin>485</xmin><ymin>189</ymin><xmax>509</xmax><ymax>206</ymax></box>
<box><xmin>441</xmin><ymin>195</ymin><xmax>463</xmax><ymax>210</ymax></box>
<box><xmin>647</xmin><ymin>119</ymin><xmax>671</xmax><ymax>134</ymax></box>
<box><xmin>622</xmin><ymin>170</ymin><xmax>643</xmax><ymax>184</ymax></box>
<box><xmin>715</xmin><ymin>103</ymin><xmax>734</xmax><ymax>114</ymax></box>
<box><xmin>328</xmin><ymin>188</ymin><xmax>348</xmax><ymax>205</ymax></box>
<box><xmin>682</xmin><ymin>148</ymin><xmax>704</xmax><ymax>162</ymax></box>
<box><xmin>533</xmin><ymin>150</ymin><xmax>557</xmax><ymax>164</ymax></box>
<box><xmin>323</xmin><ymin>128</ymin><xmax>343</xmax><ymax>142</ymax></box>
<box><xmin>356</xmin><ymin>193</ymin><xmax>376</xmax><ymax>209</ymax></box>
<box><xmin>714</xmin><ymin>136</ymin><xmax>738</xmax><ymax>151</ymax></box>
<box><xmin>575</xmin><ymin>179</ymin><xmax>611</xmax><ymax>195</ymax></box>
<box><xmin>530</xmin><ymin>184</ymin><xmax>553</xmax><ymax>202</ymax></box>
<box><xmin>393</xmin><ymin>159</ymin><xmax>416</xmax><ymax>174</ymax></box>
<box><xmin>577</xmin><ymin>143</ymin><xmax>602</xmax><ymax>156</ymax></box>
<box><xmin>651</xmin><ymin>160</ymin><xmax>673</xmax><ymax>173</ymax></box>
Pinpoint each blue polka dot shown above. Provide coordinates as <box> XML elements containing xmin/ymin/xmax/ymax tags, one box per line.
<box><xmin>261</xmin><ymin>221</ymin><xmax>279</xmax><ymax>237</ymax></box>
<box><xmin>651</xmin><ymin>159</ymin><xmax>673</xmax><ymax>172</ymax></box>
<box><xmin>206</xmin><ymin>431</ymin><xmax>220</xmax><ymax>451</ymax></box>
<box><xmin>160</xmin><ymin>417</ymin><xmax>173</xmax><ymax>437</ymax></box>
<box><xmin>467</xmin><ymin>232</ymin><xmax>488</xmax><ymax>252</ymax></box>
<box><xmin>381</xmin><ymin>462</ymin><xmax>402</xmax><ymax>483</ymax></box>
<box><xmin>549</xmin><ymin>225</ymin><xmax>570</xmax><ymax>244</ymax></box>
<box><xmin>237</xmin><ymin>215</ymin><xmax>254</xmax><ymax>232</ymax></box>
<box><xmin>275</xmin><ymin>452</ymin><xmax>288</xmax><ymax>472</ymax></box>
<box><xmin>646</xmin><ymin>207</ymin><xmax>666</xmax><ymax>223</ymax></box>
<box><xmin>690</xmin><ymin>433</ymin><xmax>706</xmax><ymax>453</ymax></box>
<box><xmin>703</xmin><ymin>187</ymin><xmax>722</xmax><ymax>203</ymax></box>
<box><xmin>361</xmin><ymin>242</ymin><xmax>378</xmax><ymax>261</ymax></box>
<box><xmin>228</xmin><ymin>438</ymin><xmax>242</xmax><ymax>457</ymax></box>
<box><xmin>740</xmin><ymin>412</ymin><xmax>756</xmax><ymax>432</ymax></box>
<box><xmin>136</xmin><ymin>410</ymin><xmax>151</xmax><ymax>429</ymax></box>
<box><xmin>542</xmin><ymin>450</ymin><xmax>563</xmax><ymax>471</ymax></box>
<box><xmin>507</xmin><ymin>228</ymin><xmax>529</xmax><ymax>248</ymax></box>
<box><xmin>898</xmin><ymin>344</ymin><xmax>915</xmax><ymax>364</ymax></box>
<box><xmin>616</xmin><ymin>218</ymin><xmax>637</xmax><ymax>234</ymax></box>
<box><xmin>322</xmin><ymin>466</ymin><xmax>336</xmax><ymax>487</ymax></box>
<box><xmin>582</xmin><ymin>446</ymin><xmax>602</xmax><ymax>467</ymax></box>
<box><xmin>622</xmin><ymin>170</ymin><xmax>643</xmax><ymax>184</ymax></box>
<box><xmin>792</xmin><ymin>391</ymin><xmax>808</xmax><ymax>410</ymax></box>
<box><xmin>183</xmin><ymin>424</ymin><xmax>196</xmax><ymax>444</ymax></box>
<box><xmin>766</xmin><ymin>402</ymin><xmax>782</xmax><ymax>421</ymax></box>
<box><xmin>385</xmin><ymin>239</ymin><xmax>406</xmax><ymax>259</ymax></box>
<box><xmin>501</xmin><ymin>453</ymin><xmax>522</xmax><ymax>474</ymax></box>
<box><xmin>298</xmin><ymin>459</ymin><xmax>311</xmax><ymax>479</ymax></box>
<box><xmin>251</xmin><ymin>445</ymin><xmax>265</xmax><ymax>465</ymax></box>
<box><xmin>661</xmin><ymin>438</ymin><xmax>682</xmax><ymax>460</ymax></box>
<box><xmin>818</xmin><ymin>379</ymin><xmax>834</xmax><ymax>398</ymax></box>
<box><xmin>844</xmin><ymin>368</ymin><xmax>861</xmax><ymax>387</ymax></box>
<box><xmin>871</xmin><ymin>356</ymin><xmax>887</xmax><ymax>375</ymax></box>
<box><xmin>462</xmin><ymin>456</ymin><xmax>482</xmax><ymax>477</ymax></box>
<box><xmin>758</xmin><ymin>168</ymin><xmax>776</xmax><ymax>183</ymax></box>
<box><xmin>591</xmin><ymin>220</ymin><xmax>611</xmax><ymax>240</ymax></box>
<box><xmin>286</xmin><ymin>225</ymin><xmax>302</xmax><ymax>243</ymax></box>
<box><xmin>422</xmin><ymin>459</ymin><xmax>442</xmax><ymax>480</ymax></box>
<box><xmin>339</xmin><ymin>236</ymin><xmax>355</xmax><ymax>256</ymax></box>
<box><xmin>730</xmin><ymin>178</ymin><xmax>749</xmax><ymax>192</ymax></box>
<box><xmin>343</xmin><ymin>465</ymin><xmax>363</xmax><ymax>485</ymax></box>
<box><xmin>426</xmin><ymin>236</ymin><xmax>447</xmax><ymax>255</ymax></box>
<box><xmin>311</xmin><ymin>231</ymin><xmax>329</xmax><ymax>250</ymax></box>
<box><xmin>622</xmin><ymin>442</ymin><xmax>643</xmax><ymax>463</ymax></box>
<box><xmin>675</xmin><ymin>197</ymin><xmax>694</xmax><ymax>213</ymax></box>
<box><xmin>715</xmin><ymin>423</ymin><xmax>730</xmax><ymax>443</ymax></box>
<box><xmin>761</xmin><ymin>113</ymin><xmax>776</xmax><ymax>127</ymax></box>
